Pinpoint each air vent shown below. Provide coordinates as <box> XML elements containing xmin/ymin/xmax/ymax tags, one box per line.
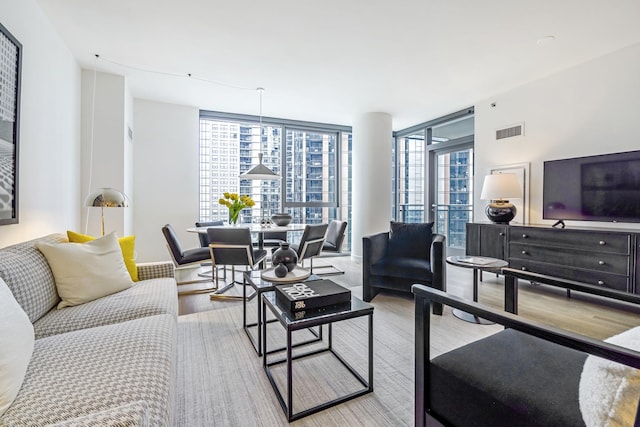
<box><xmin>496</xmin><ymin>123</ymin><xmax>524</xmax><ymax>140</ymax></box>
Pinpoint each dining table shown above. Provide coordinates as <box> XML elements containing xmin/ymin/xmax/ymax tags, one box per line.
<box><xmin>186</xmin><ymin>223</ymin><xmax>307</xmax><ymax>251</ymax></box>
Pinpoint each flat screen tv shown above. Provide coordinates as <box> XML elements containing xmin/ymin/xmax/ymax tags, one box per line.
<box><xmin>543</xmin><ymin>150</ymin><xmax>640</xmax><ymax>223</ymax></box>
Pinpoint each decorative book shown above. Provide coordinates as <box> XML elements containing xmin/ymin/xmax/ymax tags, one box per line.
<box><xmin>457</xmin><ymin>257</ymin><xmax>498</xmax><ymax>266</ymax></box>
<box><xmin>275</xmin><ymin>279</ymin><xmax>351</xmax><ymax>312</ymax></box>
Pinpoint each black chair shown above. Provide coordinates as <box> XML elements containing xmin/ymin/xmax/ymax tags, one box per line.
<box><xmin>195</xmin><ymin>220</ymin><xmax>224</xmax><ymax>278</ymax></box>
<box><xmin>261</xmin><ymin>231</ymin><xmax>288</xmax><ymax>248</ymax></box>
<box><xmin>313</xmin><ymin>220</ymin><xmax>347</xmax><ymax>275</ymax></box>
<box><xmin>207</xmin><ymin>227</ymin><xmax>267</xmax><ymax>300</ymax></box>
<box><xmin>195</xmin><ymin>220</ymin><xmax>224</xmax><ymax>248</ymax></box>
<box><xmin>290</xmin><ymin>223</ymin><xmax>328</xmax><ymax>273</ymax></box>
<box><xmin>161</xmin><ymin>224</ymin><xmax>218</xmax><ymax>294</ymax></box>
<box><xmin>362</xmin><ymin>221</ymin><xmax>446</xmax><ymax>315</ymax></box>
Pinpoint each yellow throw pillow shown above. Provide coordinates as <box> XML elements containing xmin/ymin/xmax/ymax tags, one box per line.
<box><xmin>67</xmin><ymin>230</ymin><xmax>139</xmax><ymax>282</ymax></box>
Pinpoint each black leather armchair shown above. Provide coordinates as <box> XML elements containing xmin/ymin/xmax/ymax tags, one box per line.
<box><xmin>362</xmin><ymin>221</ymin><xmax>446</xmax><ymax>315</ymax></box>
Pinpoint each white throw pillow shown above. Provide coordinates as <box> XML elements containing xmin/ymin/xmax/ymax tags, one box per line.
<box><xmin>579</xmin><ymin>325</ymin><xmax>640</xmax><ymax>427</ymax></box>
<box><xmin>0</xmin><ymin>277</ymin><xmax>35</xmax><ymax>417</ymax></box>
<box><xmin>37</xmin><ymin>232</ymin><xmax>133</xmax><ymax>309</ymax></box>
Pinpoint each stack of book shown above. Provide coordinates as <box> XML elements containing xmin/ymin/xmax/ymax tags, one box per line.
<box><xmin>275</xmin><ymin>279</ymin><xmax>351</xmax><ymax>313</ymax></box>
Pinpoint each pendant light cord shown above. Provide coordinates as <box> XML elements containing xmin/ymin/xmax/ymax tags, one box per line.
<box><xmin>84</xmin><ymin>54</ymin><xmax>99</xmax><ymax>234</ymax></box>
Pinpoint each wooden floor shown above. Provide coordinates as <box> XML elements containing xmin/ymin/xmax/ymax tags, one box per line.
<box><xmin>176</xmin><ymin>255</ymin><xmax>640</xmax><ymax>340</ymax></box>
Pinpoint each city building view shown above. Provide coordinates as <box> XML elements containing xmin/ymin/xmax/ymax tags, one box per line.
<box><xmin>199</xmin><ymin>111</ymin><xmax>473</xmax><ymax>252</ymax></box>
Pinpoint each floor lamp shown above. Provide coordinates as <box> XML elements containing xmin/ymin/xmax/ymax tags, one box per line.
<box><xmin>85</xmin><ymin>187</ymin><xmax>129</xmax><ymax>236</ymax></box>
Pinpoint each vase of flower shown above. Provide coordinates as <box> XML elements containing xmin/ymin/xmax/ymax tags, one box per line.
<box><xmin>228</xmin><ymin>209</ymin><xmax>240</xmax><ymax>225</ymax></box>
<box><xmin>218</xmin><ymin>192</ymin><xmax>254</xmax><ymax>225</ymax></box>
<box><xmin>272</xmin><ymin>242</ymin><xmax>298</xmax><ymax>272</ymax></box>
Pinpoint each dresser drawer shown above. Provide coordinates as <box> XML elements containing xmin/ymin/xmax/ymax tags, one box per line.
<box><xmin>509</xmin><ymin>243</ymin><xmax>629</xmax><ymax>275</ymax></box>
<box><xmin>510</xmin><ymin>228</ymin><xmax>631</xmax><ymax>255</ymax></box>
<box><xmin>508</xmin><ymin>259</ymin><xmax>630</xmax><ymax>292</ymax></box>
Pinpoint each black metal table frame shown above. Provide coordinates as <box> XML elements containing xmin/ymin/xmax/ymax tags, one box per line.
<box><xmin>242</xmin><ymin>272</ymin><xmax>322</xmax><ymax>356</ymax></box>
<box><xmin>262</xmin><ymin>293</ymin><xmax>374</xmax><ymax>422</ymax></box>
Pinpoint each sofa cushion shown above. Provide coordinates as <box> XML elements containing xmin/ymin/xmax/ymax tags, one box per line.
<box><xmin>48</xmin><ymin>401</ymin><xmax>149</xmax><ymax>426</ymax></box>
<box><xmin>33</xmin><ymin>277</ymin><xmax>178</xmax><ymax>339</ymax></box>
<box><xmin>388</xmin><ymin>221</ymin><xmax>433</xmax><ymax>259</ymax></box>
<box><xmin>579</xmin><ymin>326</ymin><xmax>640</xmax><ymax>427</ymax></box>
<box><xmin>0</xmin><ymin>234</ymin><xmax>65</xmax><ymax>323</ymax></box>
<box><xmin>0</xmin><ymin>278</ymin><xmax>34</xmax><ymax>417</ymax></box>
<box><xmin>67</xmin><ymin>230</ymin><xmax>139</xmax><ymax>282</ymax></box>
<box><xmin>429</xmin><ymin>328</ymin><xmax>587</xmax><ymax>427</ymax></box>
<box><xmin>37</xmin><ymin>232</ymin><xmax>133</xmax><ymax>309</ymax></box>
<box><xmin>0</xmin><ymin>314</ymin><xmax>176</xmax><ymax>426</ymax></box>
<box><xmin>371</xmin><ymin>257</ymin><xmax>433</xmax><ymax>282</ymax></box>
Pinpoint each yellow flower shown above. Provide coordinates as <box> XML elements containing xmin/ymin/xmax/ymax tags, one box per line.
<box><xmin>218</xmin><ymin>192</ymin><xmax>254</xmax><ymax>224</ymax></box>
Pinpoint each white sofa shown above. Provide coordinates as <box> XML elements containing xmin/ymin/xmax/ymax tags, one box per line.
<box><xmin>0</xmin><ymin>234</ymin><xmax>178</xmax><ymax>426</ymax></box>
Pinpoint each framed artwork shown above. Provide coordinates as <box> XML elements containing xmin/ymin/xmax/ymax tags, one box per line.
<box><xmin>488</xmin><ymin>162</ymin><xmax>530</xmax><ymax>225</ymax></box>
<box><xmin>0</xmin><ymin>22</ymin><xmax>21</xmax><ymax>225</ymax></box>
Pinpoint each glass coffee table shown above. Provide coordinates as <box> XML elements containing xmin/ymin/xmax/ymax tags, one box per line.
<box><xmin>242</xmin><ymin>270</ymin><xmax>323</xmax><ymax>356</ymax></box>
<box><xmin>261</xmin><ymin>291</ymin><xmax>374</xmax><ymax>422</ymax></box>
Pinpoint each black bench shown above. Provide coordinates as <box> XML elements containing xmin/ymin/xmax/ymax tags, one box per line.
<box><xmin>413</xmin><ymin>270</ymin><xmax>640</xmax><ymax>427</ymax></box>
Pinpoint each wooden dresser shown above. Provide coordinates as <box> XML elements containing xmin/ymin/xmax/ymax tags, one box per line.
<box><xmin>466</xmin><ymin>223</ymin><xmax>639</xmax><ymax>294</ymax></box>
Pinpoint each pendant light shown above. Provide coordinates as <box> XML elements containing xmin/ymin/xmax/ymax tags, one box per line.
<box><xmin>240</xmin><ymin>88</ymin><xmax>280</xmax><ymax>180</ymax></box>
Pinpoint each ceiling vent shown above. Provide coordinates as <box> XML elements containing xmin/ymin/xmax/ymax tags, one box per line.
<box><xmin>496</xmin><ymin>123</ymin><xmax>524</xmax><ymax>140</ymax></box>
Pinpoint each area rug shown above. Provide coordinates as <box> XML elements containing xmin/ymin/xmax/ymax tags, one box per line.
<box><xmin>174</xmin><ymin>289</ymin><xmax>501</xmax><ymax>426</ymax></box>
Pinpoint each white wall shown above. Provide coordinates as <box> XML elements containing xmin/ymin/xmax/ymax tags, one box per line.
<box><xmin>474</xmin><ymin>43</ymin><xmax>640</xmax><ymax>229</ymax></box>
<box><xmin>0</xmin><ymin>0</ymin><xmax>81</xmax><ymax>247</ymax></box>
<box><xmin>133</xmin><ymin>99</ymin><xmax>200</xmax><ymax>262</ymax></box>
<box><xmin>80</xmin><ymin>70</ymin><xmax>131</xmax><ymax>237</ymax></box>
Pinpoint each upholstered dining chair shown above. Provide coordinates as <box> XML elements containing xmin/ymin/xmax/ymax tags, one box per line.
<box><xmin>195</xmin><ymin>220</ymin><xmax>224</xmax><ymax>278</ymax></box>
<box><xmin>313</xmin><ymin>220</ymin><xmax>347</xmax><ymax>275</ymax></box>
<box><xmin>207</xmin><ymin>227</ymin><xmax>267</xmax><ymax>300</ymax></box>
<box><xmin>290</xmin><ymin>223</ymin><xmax>329</xmax><ymax>273</ymax></box>
<box><xmin>261</xmin><ymin>231</ymin><xmax>288</xmax><ymax>248</ymax></box>
<box><xmin>161</xmin><ymin>224</ymin><xmax>218</xmax><ymax>295</ymax></box>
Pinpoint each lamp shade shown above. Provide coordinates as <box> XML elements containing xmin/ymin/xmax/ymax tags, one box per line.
<box><xmin>84</xmin><ymin>188</ymin><xmax>129</xmax><ymax>207</ymax></box>
<box><xmin>240</xmin><ymin>153</ymin><xmax>280</xmax><ymax>180</ymax></box>
<box><xmin>480</xmin><ymin>173</ymin><xmax>522</xmax><ymax>201</ymax></box>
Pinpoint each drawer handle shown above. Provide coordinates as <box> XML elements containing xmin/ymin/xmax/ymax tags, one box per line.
<box><xmin>499</xmin><ymin>232</ymin><xmax>504</xmax><ymax>236</ymax></box>
<box><xmin>522</xmin><ymin>234</ymin><xmax>528</xmax><ymax>238</ymax></box>
<box><xmin>597</xmin><ymin>280</ymin><xmax>605</xmax><ymax>285</ymax></box>
<box><xmin>521</xmin><ymin>250</ymin><xmax>528</xmax><ymax>255</ymax></box>
<box><xmin>599</xmin><ymin>240</ymin><xmax>606</xmax><ymax>246</ymax></box>
<box><xmin>521</xmin><ymin>266</ymin><xmax>527</xmax><ymax>271</ymax></box>
<box><xmin>598</xmin><ymin>260</ymin><xmax>605</xmax><ymax>265</ymax></box>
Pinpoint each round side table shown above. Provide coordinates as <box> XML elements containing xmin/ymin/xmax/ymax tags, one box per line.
<box><xmin>446</xmin><ymin>255</ymin><xmax>508</xmax><ymax>324</ymax></box>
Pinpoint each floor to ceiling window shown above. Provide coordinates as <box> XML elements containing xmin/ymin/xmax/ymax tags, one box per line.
<box><xmin>199</xmin><ymin>112</ymin><xmax>352</xmax><ymax>250</ymax></box>
<box><xmin>396</xmin><ymin>130</ymin><xmax>426</xmax><ymax>222</ymax></box>
<box><xmin>393</xmin><ymin>109</ymin><xmax>474</xmax><ymax>251</ymax></box>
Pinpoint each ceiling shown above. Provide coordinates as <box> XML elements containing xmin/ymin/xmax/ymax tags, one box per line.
<box><xmin>37</xmin><ymin>0</ymin><xmax>640</xmax><ymax>130</ymax></box>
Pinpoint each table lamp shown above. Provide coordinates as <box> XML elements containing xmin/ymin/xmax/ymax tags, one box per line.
<box><xmin>480</xmin><ymin>173</ymin><xmax>522</xmax><ymax>224</ymax></box>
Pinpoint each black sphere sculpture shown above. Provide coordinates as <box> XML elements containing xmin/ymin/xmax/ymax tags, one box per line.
<box><xmin>272</xmin><ymin>242</ymin><xmax>298</xmax><ymax>272</ymax></box>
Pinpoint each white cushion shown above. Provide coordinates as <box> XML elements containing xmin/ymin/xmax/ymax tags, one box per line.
<box><xmin>0</xmin><ymin>277</ymin><xmax>34</xmax><ymax>417</ymax></box>
<box><xmin>579</xmin><ymin>325</ymin><xmax>640</xmax><ymax>427</ymax></box>
<box><xmin>37</xmin><ymin>232</ymin><xmax>133</xmax><ymax>309</ymax></box>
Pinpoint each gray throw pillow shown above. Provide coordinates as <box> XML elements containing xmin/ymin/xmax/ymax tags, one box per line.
<box><xmin>388</xmin><ymin>221</ymin><xmax>433</xmax><ymax>259</ymax></box>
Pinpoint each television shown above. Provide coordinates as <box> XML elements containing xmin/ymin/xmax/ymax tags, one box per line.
<box><xmin>543</xmin><ymin>150</ymin><xmax>640</xmax><ymax>223</ymax></box>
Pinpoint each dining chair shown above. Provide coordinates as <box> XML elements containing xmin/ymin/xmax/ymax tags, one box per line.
<box><xmin>195</xmin><ymin>220</ymin><xmax>224</xmax><ymax>278</ymax></box>
<box><xmin>207</xmin><ymin>227</ymin><xmax>267</xmax><ymax>300</ymax></box>
<box><xmin>313</xmin><ymin>220</ymin><xmax>348</xmax><ymax>275</ymax></box>
<box><xmin>290</xmin><ymin>223</ymin><xmax>328</xmax><ymax>273</ymax></box>
<box><xmin>161</xmin><ymin>224</ymin><xmax>218</xmax><ymax>295</ymax></box>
